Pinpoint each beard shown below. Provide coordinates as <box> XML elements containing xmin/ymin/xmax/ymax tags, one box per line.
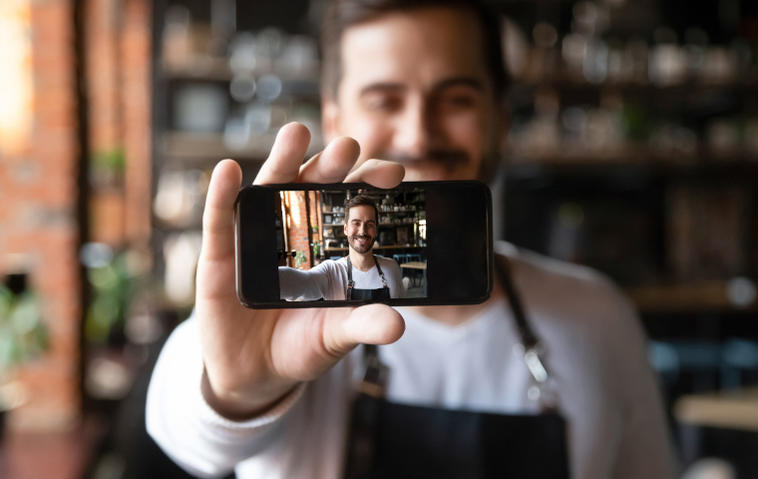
<box><xmin>375</xmin><ymin>150</ymin><xmax>499</xmax><ymax>180</ymax></box>
<box><xmin>348</xmin><ymin>233</ymin><xmax>374</xmax><ymax>254</ymax></box>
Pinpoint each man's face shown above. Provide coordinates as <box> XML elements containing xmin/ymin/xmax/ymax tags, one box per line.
<box><xmin>322</xmin><ymin>7</ymin><xmax>504</xmax><ymax>181</ymax></box>
<box><xmin>344</xmin><ymin>204</ymin><xmax>377</xmax><ymax>254</ymax></box>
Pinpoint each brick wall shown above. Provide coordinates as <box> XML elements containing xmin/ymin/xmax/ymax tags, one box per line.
<box><xmin>121</xmin><ymin>0</ymin><xmax>152</xmax><ymax>247</ymax></box>
<box><xmin>0</xmin><ymin>0</ymin><xmax>152</xmax><ymax>432</ymax></box>
<box><xmin>308</xmin><ymin>191</ymin><xmax>321</xmax><ymax>260</ymax></box>
<box><xmin>86</xmin><ymin>0</ymin><xmax>123</xmax><ymax>246</ymax></box>
<box><xmin>283</xmin><ymin>191</ymin><xmax>312</xmax><ymax>269</ymax></box>
<box><xmin>86</xmin><ymin>0</ymin><xmax>151</xmax><ymax>248</ymax></box>
<box><xmin>0</xmin><ymin>0</ymin><xmax>82</xmax><ymax>432</ymax></box>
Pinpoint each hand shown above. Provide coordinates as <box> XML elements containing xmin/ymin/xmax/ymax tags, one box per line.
<box><xmin>196</xmin><ymin>123</ymin><xmax>406</xmax><ymax>419</ymax></box>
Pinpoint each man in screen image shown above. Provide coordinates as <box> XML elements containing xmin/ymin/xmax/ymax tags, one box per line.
<box><xmin>147</xmin><ymin>1</ymin><xmax>676</xmax><ymax>478</ymax></box>
<box><xmin>278</xmin><ymin>194</ymin><xmax>404</xmax><ymax>301</ymax></box>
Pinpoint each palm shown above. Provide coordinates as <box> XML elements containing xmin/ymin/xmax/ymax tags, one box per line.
<box><xmin>195</xmin><ymin>123</ymin><xmax>406</xmax><ymax>418</ymax></box>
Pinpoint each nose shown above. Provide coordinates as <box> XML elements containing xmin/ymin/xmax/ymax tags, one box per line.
<box><xmin>392</xmin><ymin>97</ymin><xmax>434</xmax><ymax>159</ymax></box>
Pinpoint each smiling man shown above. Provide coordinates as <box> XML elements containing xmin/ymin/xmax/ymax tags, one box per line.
<box><xmin>146</xmin><ymin>1</ymin><xmax>676</xmax><ymax>478</ymax></box>
<box><xmin>278</xmin><ymin>194</ymin><xmax>404</xmax><ymax>301</ymax></box>
<box><xmin>321</xmin><ymin>4</ymin><xmax>501</xmax><ymax>182</ymax></box>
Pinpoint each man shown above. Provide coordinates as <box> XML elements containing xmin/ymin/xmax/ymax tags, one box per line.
<box><xmin>278</xmin><ymin>194</ymin><xmax>404</xmax><ymax>301</ymax></box>
<box><xmin>147</xmin><ymin>1</ymin><xmax>676</xmax><ymax>477</ymax></box>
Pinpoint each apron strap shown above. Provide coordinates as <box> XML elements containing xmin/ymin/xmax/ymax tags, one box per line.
<box><xmin>495</xmin><ymin>255</ymin><xmax>556</xmax><ymax>407</ymax></box>
<box><xmin>346</xmin><ymin>256</ymin><xmax>354</xmax><ymax>299</ymax></box>
<box><xmin>494</xmin><ymin>256</ymin><xmax>538</xmax><ymax>349</ymax></box>
<box><xmin>346</xmin><ymin>255</ymin><xmax>390</xmax><ymax>299</ymax></box>
<box><xmin>373</xmin><ymin>256</ymin><xmax>389</xmax><ymax>289</ymax></box>
<box><xmin>360</xmin><ymin>255</ymin><xmax>556</xmax><ymax>400</ymax></box>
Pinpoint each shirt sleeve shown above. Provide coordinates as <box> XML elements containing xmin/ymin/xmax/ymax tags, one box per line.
<box><xmin>278</xmin><ymin>263</ymin><xmax>334</xmax><ymax>301</ymax></box>
<box><xmin>605</xmin><ymin>292</ymin><xmax>678</xmax><ymax>479</ymax></box>
<box><xmin>145</xmin><ymin>317</ymin><xmax>306</xmax><ymax>478</ymax></box>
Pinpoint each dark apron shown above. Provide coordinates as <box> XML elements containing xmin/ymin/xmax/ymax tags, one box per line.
<box><xmin>346</xmin><ymin>255</ymin><xmax>391</xmax><ymax>301</ymax></box>
<box><xmin>343</xmin><ymin>257</ymin><xmax>570</xmax><ymax>479</ymax></box>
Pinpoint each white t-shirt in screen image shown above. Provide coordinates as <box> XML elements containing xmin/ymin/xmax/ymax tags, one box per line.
<box><xmin>278</xmin><ymin>255</ymin><xmax>404</xmax><ymax>301</ymax></box>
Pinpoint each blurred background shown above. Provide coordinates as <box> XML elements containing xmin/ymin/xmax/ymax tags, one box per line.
<box><xmin>0</xmin><ymin>0</ymin><xmax>757</xmax><ymax>477</ymax></box>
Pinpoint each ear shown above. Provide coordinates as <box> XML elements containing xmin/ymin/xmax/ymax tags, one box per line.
<box><xmin>321</xmin><ymin>99</ymin><xmax>341</xmax><ymax>143</ymax></box>
<box><xmin>343</xmin><ymin>222</ymin><xmax>348</xmax><ymax>236</ymax></box>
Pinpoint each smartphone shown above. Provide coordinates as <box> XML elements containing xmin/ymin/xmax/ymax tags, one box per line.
<box><xmin>234</xmin><ymin>181</ymin><xmax>492</xmax><ymax>308</ymax></box>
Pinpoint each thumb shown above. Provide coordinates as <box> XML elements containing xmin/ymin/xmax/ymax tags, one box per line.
<box><xmin>323</xmin><ymin>304</ymin><xmax>406</xmax><ymax>358</ymax></box>
<box><xmin>199</xmin><ymin>159</ymin><xmax>242</xmax><ymax>264</ymax></box>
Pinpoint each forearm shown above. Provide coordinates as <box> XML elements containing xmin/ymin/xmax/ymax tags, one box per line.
<box><xmin>145</xmin><ymin>318</ymin><xmax>304</xmax><ymax>477</ymax></box>
<box><xmin>278</xmin><ymin>266</ymin><xmax>330</xmax><ymax>301</ymax></box>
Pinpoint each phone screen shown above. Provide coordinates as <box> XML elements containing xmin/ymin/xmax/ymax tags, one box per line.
<box><xmin>235</xmin><ymin>181</ymin><xmax>492</xmax><ymax>308</ymax></box>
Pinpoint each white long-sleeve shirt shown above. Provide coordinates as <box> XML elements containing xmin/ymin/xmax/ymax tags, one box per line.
<box><xmin>278</xmin><ymin>255</ymin><xmax>404</xmax><ymax>301</ymax></box>
<box><xmin>146</xmin><ymin>242</ymin><xmax>676</xmax><ymax>479</ymax></box>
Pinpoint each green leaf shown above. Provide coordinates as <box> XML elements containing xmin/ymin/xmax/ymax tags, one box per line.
<box><xmin>9</xmin><ymin>294</ymin><xmax>41</xmax><ymax>335</ymax></box>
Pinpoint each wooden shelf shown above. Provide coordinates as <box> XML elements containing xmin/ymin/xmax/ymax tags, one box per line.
<box><xmin>153</xmin><ymin>222</ymin><xmax>202</xmax><ymax>234</ymax></box>
<box><xmin>378</xmin><ymin>208</ymin><xmax>419</xmax><ymax>213</ymax></box>
<box><xmin>160</xmin><ymin>131</ymin><xmax>323</xmax><ymax>163</ymax></box>
<box><xmin>323</xmin><ymin>222</ymin><xmax>417</xmax><ymax>227</ymax></box>
<box><xmin>324</xmin><ymin>245</ymin><xmax>423</xmax><ymax>252</ymax></box>
<box><xmin>623</xmin><ymin>281</ymin><xmax>758</xmax><ymax>314</ymax></box>
<box><xmin>160</xmin><ymin>131</ymin><xmax>269</xmax><ymax>162</ymax></box>
<box><xmin>675</xmin><ymin>387</ymin><xmax>758</xmax><ymax>432</ymax></box>
<box><xmin>508</xmin><ymin>147</ymin><xmax>758</xmax><ymax>165</ymax></box>
<box><xmin>505</xmin><ymin>153</ymin><xmax>758</xmax><ymax>181</ymax></box>
<box><xmin>162</xmin><ymin>57</ymin><xmax>234</xmax><ymax>81</ymax></box>
<box><xmin>513</xmin><ymin>77</ymin><xmax>758</xmax><ymax>95</ymax></box>
<box><xmin>161</xmin><ymin>58</ymin><xmax>320</xmax><ymax>98</ymax></box>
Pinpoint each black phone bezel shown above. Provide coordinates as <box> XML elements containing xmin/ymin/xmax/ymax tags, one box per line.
<box><xmin>234</xmin><ymin>180</ymin><xmax>493</xmax><ymax>309</ymax></box>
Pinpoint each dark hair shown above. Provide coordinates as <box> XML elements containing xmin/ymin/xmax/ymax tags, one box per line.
<box><xmin>344</xmin><ymin>194</ymin><xmax>378</xmax><ymax>223</ymax></box>
<box><xmin>321</xmin><ymin>0</ymin><xmax>509</xmax><ymax>102</ymax></box>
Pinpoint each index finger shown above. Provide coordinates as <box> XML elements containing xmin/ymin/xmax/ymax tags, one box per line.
<box><xmin>297</xmin><ymin>136</ymin><xmax>361</xmax><ymax>183</ymax></box>
<box><xmin>343</xmin><ymin>159</ymin><xmax>405</xmax><ymax>189</ymax></box>
<box><xmin>254</xmin><ymin>122</ymin><xmax>311</xmax><ymax>185</ymax></box>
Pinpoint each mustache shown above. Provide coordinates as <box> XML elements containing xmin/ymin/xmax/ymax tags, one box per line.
<box><xmin>379</xmin><ymin>150</ymin><xmax>469</xmax><ymax>169</ymax></box>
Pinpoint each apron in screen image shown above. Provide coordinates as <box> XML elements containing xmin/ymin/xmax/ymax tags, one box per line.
<box><xmin>346</xmin><ymin>255</ymin><xmax>391</xmax><ymax>301</ymax></box>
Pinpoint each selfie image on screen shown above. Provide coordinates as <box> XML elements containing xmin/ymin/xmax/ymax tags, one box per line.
<box><xmin>275</xmin><ymin>187</ymin><xmax>428</xmax><ymax>302</ymax></box>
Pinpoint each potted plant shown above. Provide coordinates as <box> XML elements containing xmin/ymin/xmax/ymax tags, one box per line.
<box><xmin>0</xmin><ymin>282</ymin><xmax>49</xmax><ymax>434</ymax></box>
<box><xmin>85</xmin><ymin>251</ymin><xmax>134</xmax><ymax>346</ymax></box>
<box><xmin>294</xmin><ymin>250</ymin><xmax>308</xmax><ymax>269</ymax></box>
<box><xmin>89</xmin><ymin>148</ymin><xmax>126</xmax><ymax>188</ymax></box>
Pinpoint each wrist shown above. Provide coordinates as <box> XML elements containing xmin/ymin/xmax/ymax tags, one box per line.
<box><xmin>200</xmin><ymin>368</ymin><xmax>298</xmax><ymax>421</ymax></box>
